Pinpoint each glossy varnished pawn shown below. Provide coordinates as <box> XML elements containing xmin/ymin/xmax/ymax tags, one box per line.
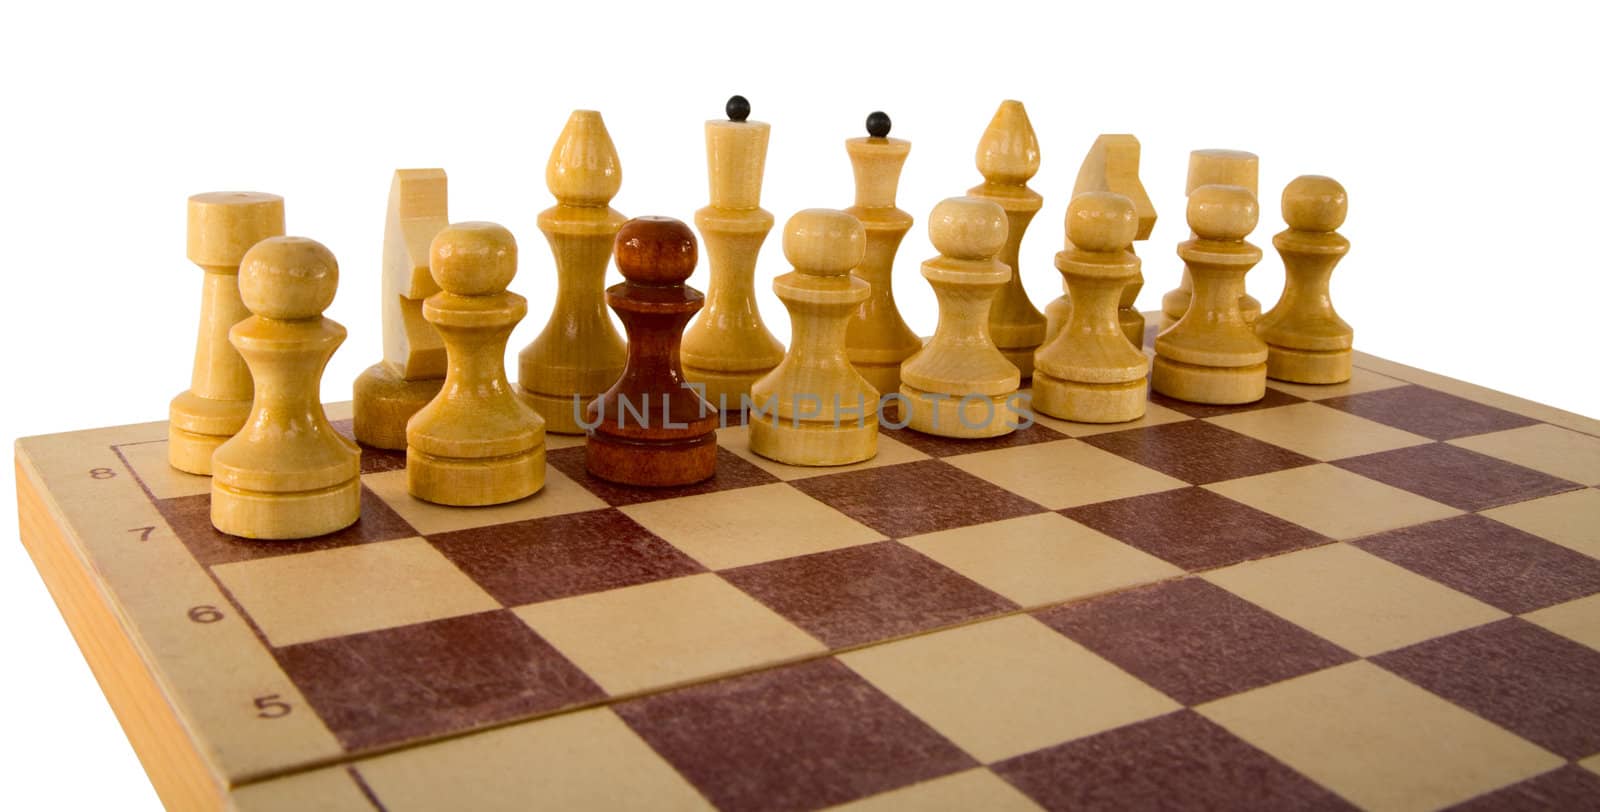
<box><xmin>1034</xmin><ymin>193</ymin><xmax>1149</xmax><ymax>423</ymax></box>
<box><xmin>750</xmin><ymin>210</ymin><xmax>876</xmax><ymax>466</ymax></box>
<box><xmin>352</xmin><ymin>169</ymin><xmax>449</xmax><ymax>449</ymax></box>
<box><xmin>1160</xmin><ymin>149</ymin><xmax>1261</xmax><ymax>331</ymax></box>
<box><xmin>169</xmin><ymin>192</ymin><xmax>285</xmax><ymax>474</ymax></box>
<box><xmin>968</xmin><ymin>100</ymin><xmax>1046</xmax><ymax>378</ymax></box>
<box><xmin>844</xmin><ymin>111</ymin><xmax>920</xmax><ymax>394</ymax></box>
<box><xmin>900</xmin><ymin>197</ymin><xmax>1021</xmax><ymax>438</ymax></box>
<box><xmin>211</xmin><ymin>237</ymin><xmax>359</xmax><ymax>539</ymax></box>
<box><xmin>1047</xmin><ymin>135</ymin><xmax>1157</xmax><ymax>349</ymax></box>
<box><xmin>1257</xmin><ymin>176</ymin><xmax>1353</xmax><ymax>383</ymax></box>
<box><xmin>1153</xmin><ymin>186</ymin><xmax>1268</xmax><ymax>404</ymax></box>
<box><xmin>518</xmin><ymin>111</ymin><xmax>629</xmax><ymax>434</ymax></box>
<box><xmin>407</xmin><ymin>223</ymin><xmax>545</xmax><ymax>506</ymax></box>
<box><xmin>681</xmin><ymin>95</ymin><xmax>786</xmax><ymax>408</ymax></box>
<box><xmin>586</xmin><ymin>218</ymin><xmax>718</xmax><ymax>486</ymax></box>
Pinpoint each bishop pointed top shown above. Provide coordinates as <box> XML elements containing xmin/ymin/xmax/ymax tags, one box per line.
<box><xmin>974</xmin><ymin>100</ymin><xmax>1040</xmax><ymax>186</ymax></box>
<box><xmin>546</xmin><ymin>110</ymin><xmax>623</xmax><ymax>207</ymax></box>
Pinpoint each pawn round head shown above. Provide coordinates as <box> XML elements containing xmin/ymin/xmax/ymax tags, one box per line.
<box><xmin>615</xmin><ymin>216</ymin><xmax>698</xmax><ymax>284</ymax></box>
<box><xmin>1282</xmin><ymin>175</ymin><xmax>1348</xmax><ymax>232</ymax></box>
<box><xmin>783</xmin><ymin>209</ymin><xmax>866</xmax><ymax>275</ymax></box>
<box><xmin>1066</xmin><ymin>192</ymin><xmax>1138</xmax><ymax>253</ymax></box>
<box><xmin>430</xmin><ymin>222</ymin><xmax>517</xmax><ymax>296</ymax></box>
<box><xmin>1187</xmin><ymin>184</ymin><xmax>1259</xmax><ymax>241</ymax></box>
<box><xmin>239</xmin><ymin>236</ymin><xmax>338</xmax><ymax>320</ymax></box>
<box><xmin>929</xmin><ymin>197</ymin><xmax>1007</xmax><ymax>260</ymax></box>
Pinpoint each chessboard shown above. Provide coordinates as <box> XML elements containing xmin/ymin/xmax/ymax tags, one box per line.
<box><xmin>16</xmin><ymin>335</ymin><xmax>1600</xmax><ymax>812</ymax></box>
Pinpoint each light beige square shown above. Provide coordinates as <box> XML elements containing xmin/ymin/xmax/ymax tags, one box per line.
<box><xmin>1482</xmin><ymin>488</ymin><xmax>1600</xmax><ymax>559</ymax></box>
<box><xmin>230</xmin><ymin>765</ymin><xmax>379</xmax><ymax>812</ymax></box>
<box><xmin>840</xmin><ymin>614</ymin><xmax>1180</xmax><ymax>763</ymax></box>
<box><xmin>513</xmin><ymin>573</ymin><xmax>824</xmax><ymax>696</ymax></box>
<box><xmin>945</xmin><ymin>440</ymin><xmax>1186</xmax><ymax>510</ymax></box>
<box><xmin>903</xmin><ymin>512</ymin><xmax>1181</xmax><ymax>608</ymax></box>
<box><xmin>1584</xmin><ymin>754</ymin><xmax>1600</xmax><ymax>776</ymax></box>
<box><xmin>719</xmin><ymin>423</ymin><xmax>928</xmax><ymax>480</ymax></box>
<box><xmin>1204</xmin><ymin>543</ymin><xmax>1506</xmax><ymax>656</ymax></box>
<box><xmin>358</xmin><ymin>707</ymin><xmax>711</xmax><ymax>812</ymax></box>
<box><xmin>117</xmin><ymin>440</ymin><xmax>212</xmax><ymax>499</ymax></box>
<box><xmin>1522</xmin><ymin>594</ymin><xmax>1600</xmax><ymax>650</ymax></box>
<box><xmin>1451</xmin><ymin>423</ymin><xmax>1600</xmax><ymax>486</ymax></box>
<box><xmin>1206</xmin><ymin>402</ymin><xmax>1431</xmax><ymax>461</ymax></box>
<box><xmin>1206</xmin><ymin>463</ymin><xmax>1460</xmax><ymax>539</ymax></box>
<box><xmin>1031</xmin><ymin>401</ymin><xmax>1192</xmax><ymax>437</ymax></box>
<box><xmin>829</xmin><ymin>768</ymin><xmax>1042</xmax><ymax>812</ymax></box>
<box><xmin>620</xmin><ymin>482</ymin><xmax>884</xmax><ymax>569</ymax></box>
<box><xmin>364</xmin><ymin>466</ymin><xmax>606</xmax><ymax>535</ymax></box>
<box><xmin>212</xmin><ymin>537</ymin><xmax>500</xmax><ymax>646</ymax></box>
<box><xmin>1198</xmin><ymin>661</ymin><xmax>1563</xmax><ymax>811</ymax></box>
<box><xmin>1265</xmin><ymin>366</ymin><xmax>1407</xmax><ymax>400</ymax></box>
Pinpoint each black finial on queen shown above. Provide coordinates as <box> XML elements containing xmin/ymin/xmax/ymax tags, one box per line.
<box><xmin>726</xmin><ymin>95</ymin><xmax>751</xmax><ymax>122</ymax></box>
<box><xmin>866</xmin><ymin>111</ymin><xmax>891</xmax><ymax>139</ymax></box>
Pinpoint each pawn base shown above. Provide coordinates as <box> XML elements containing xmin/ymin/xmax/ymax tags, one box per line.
<box><xmin>520</xmin><ymin>387</ymin><xmax>600</xmax><ymax>436</ymax></box>
<box><xmin>1267</xmin><ymin>344</ymin><xmax>1353</xmax><ymax>385</ymax></box>
<box><xmin>1151</xmin><ymin>356</ymin><xmax>1266</xmax><ymax>405</ymax></box>
<box><xmin>169</xmin><ymin>391</ymin><xmax>252</xmax><ymax>475</ymax></box>
<box><xmin>900</xmin><ymin>384</ymin><xmax>1019</xmax><ymax>439</ymax></box>
<box><xmin>996</xmin><ymin>345</ymin><xmax>1037</xmax><ymax>381</ymax></box>
<box><xmin>1119</xmin><ymin>308</ymin><xmax>1146</xmax><ymax>350</ymax></box>
<box><xmin>407</xmin><ymin>445</ymin><xmax>545</xmax><ymax>507</ymax></box>
<box><xmin>749</xmin><ymin>416</ymin><xmax>877</xmax><ymax>467</ymax></box>
<box><xmin>586</xmin><ymin>431</ymin><xmax>716</xmax><ymax>487</ymax></box>
<box><xmin>683</xmin><ymin>365</ymin><xmax>777</xmax><ymax>413</ymax></box>
<box><xmin>353</xmin><ymin>363</ymin><xmax>444</xmax><ymax>450</ymax></box>
<box><xmin>168</xmin><ymin>425</ymin><xmax>233</xmax><ymax>476</ymax></box>
<box><xmin>851</xmin><ymin>362</ymin><xmax>903</xmax><ymax>400</ymax></box>
<box><xmin>1032</xmin><ymin>373</ymin><xmax>1147</xmax><ymax>424</ymax></box>
<box><xmin>211</xmin><ymin>478</ymin><xmax>360</xmax><ymax>540</ymax></box>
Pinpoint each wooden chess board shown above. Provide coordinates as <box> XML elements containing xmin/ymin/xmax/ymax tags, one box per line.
<box><xmin>16</xmin><ymin>336</ymin><xmax>1600</xmax><ymax>811</ymax></box>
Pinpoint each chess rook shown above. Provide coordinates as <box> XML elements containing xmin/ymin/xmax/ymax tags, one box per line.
<box><xmin>407</xmin><ymin>223</ymin><xmax>545</xmax><ymax>506</ymax></box>
<box><xmin>585</xmin><ymin>217</ymin><xmax>718</xmax><ymax>486</ymax></box>
<box><xmin>749</xmin><ymin>209</ymin><xmax>876</xmax><ymax>466</ymax></box>
<box><xmin>1034</xmin><ymin>192</ymin><xmax>1150</xmax><ymax>423</ymax></box>
<box><xmin>843</xmin><ymin>111</ymin><xmax>920</xmax><ymax>394</ymax></box>
<box><xmin>1257</xmin><ymin>175</ymin><xmax>1353</xmax><ymax>383</ymax></box>
<box><xmin>169</xmin><ymin>192</ymin><xmax>284</xmax><ymax>474</ymax></box>
<box><xmin>969</xmin><ymin>100</ymin><xmax>1046</xmax><ymax>378</ymax></box>
<box><xmin>210</xmin><ymin>237</ymin><xmax>359</xmax><ymax>539</ymax></box>
<box><xmin>1048</xmin><ymin>135</ymin><xmax>1157</xmax><ymax>349</ymax></box>
<box><xmin>681</xmin><ymin>95</ymin><xmax>786</xmax><ymax>408</ymax></box>
<box><xmin>1152</xmin><ymin>185</ymin><xmax>1269</xmax><ymax>404</ymax></box>
<box><xmin>900</xmin><ymin>197</ymin><xmax>1020</xmax><ymax>437</ymax></box>
<box><xmin>518</xmin><ymin>111</ymin><xmax>629</xmax><ymax>434</ymax></box>
<box><xmin>352</xmin><ymin>169</ymin><xmax>450</xmax><ymax>449</ymax></box>
<box><xmin>1159</xmin><ymin>149</ymin><xmax>1261</xmax><ymax>331</ymax></box>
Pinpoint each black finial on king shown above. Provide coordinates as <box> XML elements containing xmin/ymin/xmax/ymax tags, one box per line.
<box><xmin>865</xmin><ymin>111</ymin><xmax>891</xmax><ymax>139</ymax></box>
<box><xmin>726</xmin><ymin>95</ymin><xmax>751</xmax><ymax>123</ymax></box>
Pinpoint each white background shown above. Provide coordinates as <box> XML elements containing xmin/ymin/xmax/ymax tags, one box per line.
<box><xmin>2</xmin><ymin>1</ymin><xmax>1597</xmax><ymax>808</ymax></box>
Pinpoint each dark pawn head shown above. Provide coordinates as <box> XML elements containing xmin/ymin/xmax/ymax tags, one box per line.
<box><xmin>866</xmin><ymin>110</ymin><xmax>891</xmax><ymax>138</ymax></box>
<box><xmin>725</xmin><ymin>95</ymin><xmax>751</xmax><ymax>122</ymax></box>
<box><xmin>616</xmin><ymin>216</ymin><xmax>698</xmax><ymax>284</ymax></box>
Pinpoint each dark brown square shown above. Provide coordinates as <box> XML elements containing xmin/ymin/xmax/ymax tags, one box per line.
<box><xmin>329</xmin><ymin>418</ymin><xmax>408</xmax><ymax>474</ymax></box>
<box><xmin>1063</xmin><ymin>487</ymin><xmax>1331</xmax><ymax>571</ymax></box>
<box><xmin>1036</xmin><ymin>578</ymin><xmax>1355</xmax><ymax>705</ymax></box>
<box><xmin>614</xmin><ymin>657</ymin><xmax>975</xmax><ymax>811</ymax></box>
<box><xmin>1320</xmin><ymin>385</ymin><xmax>1539</xmax><ymax>441</ymax></box>
<box><xmin>992</xmin><ymin>710</ymin><xmax>1354</xmax><ymax>811</ymax></box>
<box><xmin>1080</xmin><ymin>420</ymin><xmax>1316</xmax><ymax>485</ymax></box>
<box><xmin>157</xmin><ymin>486</ymin><xmax>418</xmax><ymax>567</ymax></box>
<box><xmin>1353</xmin><ymin>514</ymin><xmax>1600</xmax><ymax>614</ymax></box>
<box><xmin>547</xmin><ymin>445</ymin><xmax>778</xmax><ymax>507</ymax></box>
<box><xmin>1445</xmin><ymin>766</ymin><xmax>1600</xmax><ymax>811</ymax></box>
<box><xmin>881</xmin><ymin>419</ymin><xmax>1068</xmax><ymax>458</ymax></box>
<box><xmin>722</xmin><ymin>541</ymin><xmax>1017</xmax><ymax>648</ymax></box>
<box><xmin>1334</xmin><ymin>443</ymin><xmax>1580</xmax><ymax>511</ymax></box>
<box><xmin>429</xmin><ymin>508</ymin><xmax>705</xmax><ymax>607</ymax></box>
<box><xmin>1372</xmin><ymin>618</ymin><xmax>1600</xmax><ymax>760</ymax></box>
<box><xmin>1150</xmin><ymin>385</ymin><xmax>1305</xmax><ymax>419</ymax></box>
<box><xmin>276</xmin><ymin>610</ymin><xmax>604</xmax><ymax>752</ymax></box>
<box><xmin>791</xmin><ymin>459</ymin><xmax>1046</xmax><ymax>538</ymax></box>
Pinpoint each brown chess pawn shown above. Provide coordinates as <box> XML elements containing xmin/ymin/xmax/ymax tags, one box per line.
<box><xmin>585</xmin><ymin>217</ymin><xmax>718</xmax><ymax>486</ymax></box>
<box><xmin>1256</xmin><ymin>176</ymin><xmax>1353</xmax><ymax>384</ymax></box>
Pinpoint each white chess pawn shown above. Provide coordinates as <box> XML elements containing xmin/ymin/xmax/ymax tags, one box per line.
<box><xmin>900</xmin><ymin>196</ymin><xmax>1021</xmax><ymax>438</ymax></box>
<box><xmin>1256</xmin><ymin>175</ymin><xmax>1353</xmax><ymax>384</ymax></box>
<box><xmin>211</xmin><ymin>237</ymin><xmax>360</xmax><ymax>539</ymax></box>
